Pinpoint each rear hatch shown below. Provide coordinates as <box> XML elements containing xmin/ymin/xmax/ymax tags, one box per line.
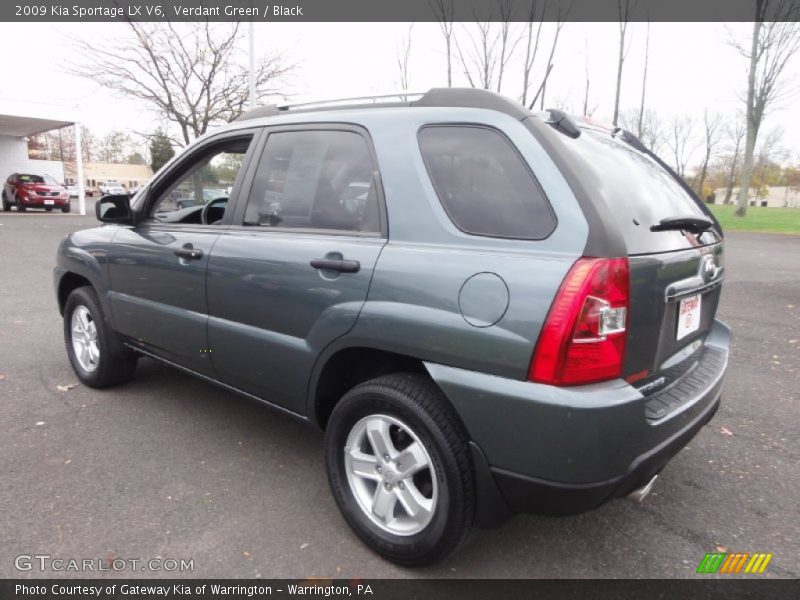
<box><xmin>557</xmin><ymin>124</ymin><xmax>724</xmax><ymax>394</ymax></box>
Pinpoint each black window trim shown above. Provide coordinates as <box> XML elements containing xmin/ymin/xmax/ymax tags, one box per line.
<box><xmin>137</xmin><ymin>127</ymin><xmax>263</xmax><ymax>229</ymax></box>
<box><xmin>228</xmin><ymin>122</ymin><xmax>388</xmax><ymax>239</ymax></box>
<box><xmin>417</xmin><ymin>122</ymin><xmax>558</xmax><ymax>241</ymax></box>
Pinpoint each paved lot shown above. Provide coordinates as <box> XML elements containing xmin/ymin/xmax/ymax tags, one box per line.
<box><xmin>0</xmin><ymin>209</ymin><xmax>798</xmax><ymax>579</ymax></box>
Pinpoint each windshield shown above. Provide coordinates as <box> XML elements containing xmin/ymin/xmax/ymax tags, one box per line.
<box><xmin>19</xmin><ymin>174</ymin><xmax>45</xmax><ymax>184</ymax></box>
<box><xmin>43</xmin><ymin>174</ymin><xmax>59</xmax><ymax>185</ymax></box>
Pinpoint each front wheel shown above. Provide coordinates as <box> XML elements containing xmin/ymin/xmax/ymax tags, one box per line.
<box><xmin>63</xmin><ymin>286</ymin><xmax>138</xmax><ymax>388</ymax></box>
<box><xmin>324</xmin><ymin>373</ymin><xmax>475</xmax><ymax>567</ymax></box>
<box><xmin>16</xmin><ymin>196</ymin><xmax>25</xmax><ymax>212</ymax></box>
<box><xmin>61</xmin><ymin>204</ymin><xmax>71</xmax><ymax>213</ymax></box>
<box><xmin>2</xmin><ymin>193</ymin><xmax>9</xmax><ymax>211</ymax></box>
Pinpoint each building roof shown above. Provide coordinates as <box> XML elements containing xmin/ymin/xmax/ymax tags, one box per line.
<box><xmin>0</xmin><ymin>98</ymin><xmax>78</xmax><ymax>137</ymax></box>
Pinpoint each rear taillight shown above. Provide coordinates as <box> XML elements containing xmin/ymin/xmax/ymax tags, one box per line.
<box><xmin>529</xmin><ymin>257</ymin><xmax>630</xmax><ymax>386</ymax></box>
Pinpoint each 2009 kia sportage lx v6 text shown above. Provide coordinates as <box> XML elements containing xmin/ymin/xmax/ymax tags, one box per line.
<box><xmin>54</xmin><ymin>89</ymin><xmax>730</xmax><ymax>566</ymax></box>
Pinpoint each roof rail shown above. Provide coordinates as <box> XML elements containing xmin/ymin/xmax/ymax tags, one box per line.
<box><xmin>277</xmin><ymin>91</ymin><xmax>425</xmax><ymax>111</ymax></box>
<box><xmin>235</xmin><ymin>88</ymin><xmax>533</xmax><ymax>122</ymax></box>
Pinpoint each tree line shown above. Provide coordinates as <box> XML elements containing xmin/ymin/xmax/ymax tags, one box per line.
<box><xmin>45</xmin><ymin>5</ymin><xmax>799</xmax><ymax>216</ymax></box>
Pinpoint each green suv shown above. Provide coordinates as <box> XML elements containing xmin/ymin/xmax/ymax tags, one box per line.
<box><xmin>54</xmin><ymin>89</ymin><xmax>730</xmax><ymax>566</ymax></box>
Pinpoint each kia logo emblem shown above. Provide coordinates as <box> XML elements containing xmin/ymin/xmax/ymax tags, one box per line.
<box><xmin>701</xmin><ymin>255</ymin><xmax>719</xmax><ymax>282</ymax></box>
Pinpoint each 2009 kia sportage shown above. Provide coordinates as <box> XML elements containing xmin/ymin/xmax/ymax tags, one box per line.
<box><xmin>54</xmin><ymin>88</ymin><xmax>730</xmax><ymax>566</ymax></box>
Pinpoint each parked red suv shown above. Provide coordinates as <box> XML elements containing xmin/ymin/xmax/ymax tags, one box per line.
<box><xmin>3</xmin><ymin>173</ymin><xmax>70</xmax><ymax>212</ymax></box>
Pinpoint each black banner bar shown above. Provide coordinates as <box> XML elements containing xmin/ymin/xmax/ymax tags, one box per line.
<box><xmin>2</xmin><ymin>579</ymin><xmax>800</xmax><ymax>600</ymax></box>
<box><xmin>4</xmin><ymin>0</ymin><xmax>800</xmax><ymax>23</ymax></box>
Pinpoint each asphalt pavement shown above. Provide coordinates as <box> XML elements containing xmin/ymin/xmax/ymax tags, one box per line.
<box><xmin>0</xmin><ymin>208</ymin><xmax>798</xmax><ymax>579</ymax></box>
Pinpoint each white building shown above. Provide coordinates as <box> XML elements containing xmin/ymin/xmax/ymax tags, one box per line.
<box><xmin>0</xmin><ymin>98</ymin><xmax>88</xmax><ymax>214</ymax></box>
<box><xmin>711</xmin><ymin>186</ymin><xmax>800</xmax><ymax>208</ymax></box>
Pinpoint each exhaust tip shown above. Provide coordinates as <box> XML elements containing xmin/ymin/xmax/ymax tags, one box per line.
<box><xmin>628</xmin><ymin>474</ymin><xmax>658</xmax><ymax>503</ymax></box>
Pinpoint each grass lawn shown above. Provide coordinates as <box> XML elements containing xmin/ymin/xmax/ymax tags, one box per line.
<box><xmin>708</xmin><ymin>204</ymin><xmax>800</xmax><ymax>235</ymax></box>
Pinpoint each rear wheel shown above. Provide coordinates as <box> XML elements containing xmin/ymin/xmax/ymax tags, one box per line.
<box><xmin>16</xmin><ymin>195</ymin><xmax>25</xmax><ymax>212</ymax></box>
<box><xmin>324</xmin><ymin>373</ymin><xmax>475</xmax><ymax>566</ymax></box>
<box><xmin>64</xmin><ymin>286</ymin><xmax>137</xmax><ymax>388</ymax></box>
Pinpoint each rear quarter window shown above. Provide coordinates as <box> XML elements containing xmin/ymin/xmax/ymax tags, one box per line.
<box><xmin>418</xmin><ymin>125</ymin><xmax>556</xmax><ymax>240</ymax></box>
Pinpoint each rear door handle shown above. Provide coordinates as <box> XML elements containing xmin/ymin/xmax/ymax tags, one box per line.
<box><xmin>174</xmin><ymin>243</ymin><xmax>204</xmax><ymax>260</ymax></box>
<box><xmin>310</xmin><ymin>258</ymin><xmax>360</xmax><ymax>273</ymax></box>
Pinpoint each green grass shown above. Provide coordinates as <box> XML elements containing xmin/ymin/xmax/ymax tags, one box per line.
<box><xmin>708</xmin><ymin>204</ymin><xmax>800</xmax><ymax>234</ymax></box>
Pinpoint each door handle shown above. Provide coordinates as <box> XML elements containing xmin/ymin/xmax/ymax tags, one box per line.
<box><xmin>174</xmin><ymin>243</ymin><xmax>204</xmax><ymax>260</ymax></box>
<box><xmin>310</xmin><ymin>258</ymin><xmax>360</xmax><ymax>273</ymax></box>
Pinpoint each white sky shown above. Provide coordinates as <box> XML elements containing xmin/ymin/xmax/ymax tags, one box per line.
<box><xmin>0</xmin><ymin>21</ymin><xmax>798</xmax><ymax>166</ymax></box>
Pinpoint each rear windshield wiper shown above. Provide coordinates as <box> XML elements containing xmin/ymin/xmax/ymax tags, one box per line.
<box><xmin>650</xmin><ymin>215</ymin><xmax>713</xmax><ymax>234</ymax></box>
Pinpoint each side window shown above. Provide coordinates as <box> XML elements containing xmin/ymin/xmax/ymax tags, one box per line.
<box><xmin>150</xmin><ymin>137</ymin><xmax>252</xmax><ymax>224</ymax></box>
<box><xmin>243</xmin><ymin>130</ymin><xmax>380</xmax><ymax>233</ymax></box>
<box><xmin>418</xmin><ymin>125</ymin><xmax>556</xmax><ymax>240</ymax></box>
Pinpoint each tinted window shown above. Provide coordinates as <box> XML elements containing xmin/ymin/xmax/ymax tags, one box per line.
<box><xmin>562</xmin><ymin>128</ymin><xmax>717</xmax><ymax>253</ymax></box>
<box><xmin>418</xmin><ymin>126</ymin><xmax>555</xmax><ymax>239</ymax></box>
<box><xmin>243</xmin><ymin>130</ymin><xmax>380</xmax><ymax>233</ymax></box>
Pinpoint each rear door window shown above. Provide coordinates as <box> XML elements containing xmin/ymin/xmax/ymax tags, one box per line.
<box><xmin>243</xmin><ymin>129</ymin><xmax>381</xmax><ymax>233</ymax></box>
<box><xmin>418</xmin><ymin>125</ymin><xmax>556</xmax><ymax>240</ymax></box>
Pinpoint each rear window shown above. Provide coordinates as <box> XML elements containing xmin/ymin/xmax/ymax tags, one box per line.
<box><xmin>564</xmin><ymin>128</ymin><xmax>716</xmax><ymax>253</ymax></box>
<box><xmin>418</xmin><ymin>125</ymin><xmax>556</xmax><ymax>240</ymax></box>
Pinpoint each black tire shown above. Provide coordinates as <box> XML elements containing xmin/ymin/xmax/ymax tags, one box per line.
<box><xmin>16</xmin><ymin>196</ymin><xmax>25</xmax><ymax>212</ymax></box>
<box><xmin>45</xmin><ymin>206</ymin><xmax>53</xmax><ymax>212</ymax></box>
<box><xmin>324</xmin><ymin>373</ymin><xmax>475</xmax><ymax>567</ymax></box>
<box><xmin>63</xmin><ymin>286</ymin><xmax>137</xmax><ymax>388</ymax></box>
<box><xmin>2</xmin><ymin>192</ymin><xmax>9</xmax><ymax>212</ymax></box>
<box><xmin>62</xmin><ymin>204</ymin><xmax>71</xmax><ymax>213</ymax></box>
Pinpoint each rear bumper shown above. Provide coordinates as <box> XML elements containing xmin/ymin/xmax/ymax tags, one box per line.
<box><xmin>425</xmin><ymin>319</ymin><xmax>731</xmax><ymax>523</ymax></box>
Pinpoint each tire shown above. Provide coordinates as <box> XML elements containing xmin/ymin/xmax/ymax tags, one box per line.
<box><xmin>45</xmin><ymin>206</ymin><xmax>53</xmax><ymax>212</ymax></box>
<box><xmin>16</xmin><ymin>196</ymin><xmax>25</xmax><ymax>212</ymax></box>
<box><xmin>2</xmin><ymin>192</ymin><xmax>9</xmax><ymax>212</ymax></box>
<box><xmin>63</xmin><ymin>286</ymin><xmax>137</xmax><ymax>388</ymax></box>
<box><xmin>62</xmin><ymin>204</ymin><xmax>71</xmax><ymax>213</ymax></box>
<box><xmin>324</xmin><ymin>373</ymin><xmax>475</xmax><ymax>567</ymax></box>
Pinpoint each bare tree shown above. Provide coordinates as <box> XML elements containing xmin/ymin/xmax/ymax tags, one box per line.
<box><xmin>70</xmin><ymin>22</ymin><xmax>294</xmax><ymax>146</ymax></box>
<box><xmin>751</xmin><ymin>126</ymin><xmax>788</xmax><ymax>201</ymax></box>
<box><xmin>613</xmin><ymin>0</ymin><xmax>638</xmax><ymax>125</ymax></box>
<box><xmin>692</xmin><ymin>111</ymin><xmax>723</xmax><ymax>198</ymax></box>
<box><xmin>637</xmin><ymin>20</ymin><xmax>651</xmax><ymax>139</ymax></box>
<box><xmin>581</xmin><ymin>38</ymin><xmax>600</xmax><ymax>116</ymax></box>
<box><xmin>496</xmin><ymin>0</ymin><xmax>522</xmax><ymax>93</ymax></box>
<box><xmin>667</xmin><ymin>115</ymin><xmax>698</xmax><ymax>179</ymax></box>
<box><xmin>396</xmin><ymin>24</ymin><xmax>414</xmax><ymax>91</ymax></box>
<box><xmin>429</xmin><ymin>0</ymin><xmax>455</xmax><ymax>86</ymax></box>
<box><xmin>520</xmin><ymin>1</ymin><xmax>545</xmax><ymax>107</ymax></box>
<box><xmin>619</xmin><ymin>107</ymin><xmax>664</xmax><ymax>153</ymax></box>
<box><xmin>722</xmin><ymin>117</ymin><xmax>746</xmax><ymax>204</ymax></box>
<box><xmin>455</xmin><ymin>19</ymin><xmax>500</xmax><ymax>90</ymax></box>
<box><xmin>96</xmin><ymin>130</ymin><xmax>134</xmax><ymax>164</ymax></box>
<box><xmin>731</xmin><ymin>0</ymin><xmax>800</xmax><ymax>216</ymax></box>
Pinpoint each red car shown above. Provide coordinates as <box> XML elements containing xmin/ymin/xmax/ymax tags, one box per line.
<box><xmin>3</xmin><ymin>173</ymin><xmax>71</xmax><ymax>213</ymax></box>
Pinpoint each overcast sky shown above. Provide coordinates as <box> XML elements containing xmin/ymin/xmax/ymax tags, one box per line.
<box><xmin>0</xmin><ymin>21</ymin><xmax>798</xmax><ymax>166</ymax></box>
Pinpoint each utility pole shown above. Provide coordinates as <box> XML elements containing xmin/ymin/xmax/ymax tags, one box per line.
<box><xmin>249</xmin><ymin>22</ymin><xmax>256</xmax><ymax>110</ymax></box>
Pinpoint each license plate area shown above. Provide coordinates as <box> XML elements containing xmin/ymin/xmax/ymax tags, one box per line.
<box><xmin>44</xmin><ymin>199</ymin><xmax>54</xmax><ymax>205</ymax></box>
<box><xmin>677</xmin><ymin>294</ymin><xmax>702</xmax><ymax>340</ymax></box>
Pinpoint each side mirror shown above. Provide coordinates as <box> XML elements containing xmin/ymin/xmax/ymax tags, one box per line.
<box><xmin>96</xmin><ymin>194</ymin><xmax>135</xmax><ymax>225</ymax></box>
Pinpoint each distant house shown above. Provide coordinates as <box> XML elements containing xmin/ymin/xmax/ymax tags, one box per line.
<box><xmin>64</xmin><ymin>162</ymin><xmax>153</xmax><ymax>192</ymax></box>
<box><xmin>711</xmin><ymin>186</ymin><xmax>800</xmax><ymax>208</ymax></box>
